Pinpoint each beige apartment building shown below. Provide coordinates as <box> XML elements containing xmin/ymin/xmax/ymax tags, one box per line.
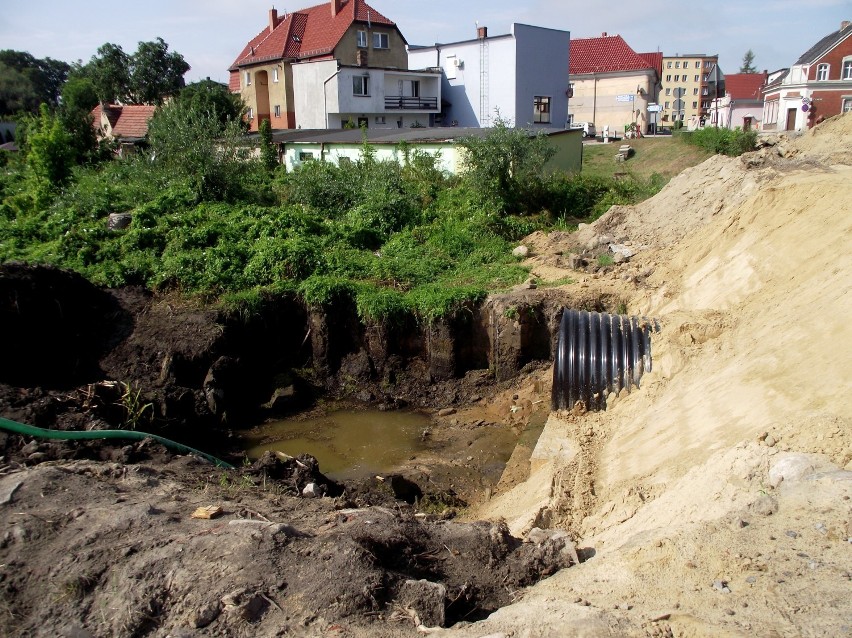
<box><xmin>660</xmin><ymin>54</ymin><xmax>721</xmax><ymax>126</ymax></box>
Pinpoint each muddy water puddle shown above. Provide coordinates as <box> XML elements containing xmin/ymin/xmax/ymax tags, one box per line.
<box><xmin>239</xmin><ymin>409</ymin><xmax>433</xmax><ymax>481</ymax></box>
<box><xmin>239</xmin><ymin>404</ymin><xmax>549</xmax><ymax>494</ymax></box>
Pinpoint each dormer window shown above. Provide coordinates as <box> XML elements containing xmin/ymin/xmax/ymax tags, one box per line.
<box><xmin>373</xmin><ymin>33</ymin><xmax>389</xmax><ymax>49</ymax></box>
<box><xmin>357</xmin><ymin>31</ymin><xmax>368</xmax><ymax>48</ymax></box>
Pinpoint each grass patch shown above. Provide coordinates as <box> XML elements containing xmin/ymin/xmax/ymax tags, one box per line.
<box><xmin>582</xmin><ymin>137</ymin><xmax>713</xmax><ymax>181</ymax></box>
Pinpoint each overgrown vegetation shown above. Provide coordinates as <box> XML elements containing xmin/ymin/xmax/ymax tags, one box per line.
<box><xmin>680</xmin><ymin>126</ymin><xmax>757</xmax><ymax>157</ymax></box>
<box><xmin>1</xmin><ymin>108</ymin><xmax>667</xmax><ymax>324</ymax></box>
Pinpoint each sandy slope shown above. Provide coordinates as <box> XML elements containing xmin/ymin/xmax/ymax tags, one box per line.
<box><xmin>445</xmin><ymin>115</ymin><xmax>852</xmax><ymax>637</ymax></box>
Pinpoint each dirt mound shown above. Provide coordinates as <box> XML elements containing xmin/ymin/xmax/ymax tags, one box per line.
<box><xmin>464</xmin><ymin>114</ymin><xmax>852</xmax><ymax>635</ymax></box>
<box><xmin>0</xmin><ymin>448</ymin><xmax>580</xmax><ymax>637</ymax></box>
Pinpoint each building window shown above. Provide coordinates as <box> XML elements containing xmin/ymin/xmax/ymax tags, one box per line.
<box><xmin>273</xmin><ymin>68</ymin><xmax>279</xmax><ymax>83</ymax></box>
<box><xmin>353</xmin><ymin>75</ymin><xmax>369</xmax><ymax>96</ymax></box>
<box><xmin>664</xmin><ymin>101</ymin><xmax>670</xmax><ymax>109</ymax></box>
<box><xmin>357</xmin><ymin>31</ymin><xmax>367</xmax><ymax>48</ymax></box>
<box><xmin>665</xmin><ymin>88</ymin><xmax>671</xmax><ymax>96</ymax></box>
<box><xmin>373</xmin><ymin>33</ymin><xmax>389</xmax><ymax>49</ymax></box>
<box><xmin>666</xmin><ymin>61</ymin><xmax>672</xmax><ymax>68</ymax></box>
<box><xmin>675</xmin><ymin>61</ymin><xmax>681</xmax><ymax>68</ymax></box>
<box><xmin>675</xmin><ymin>75</ymin><xmax>680</xmax><ymax>82</ymax></box>
<box><xmin>703</xmin><ymin>74</ymin><xmax>709</xmax><ymax>82</ymax></box>
<box><xmin>247</xmin><ymin>107</ymin><xmax>253</xmax><ymax>120</ymax></box>
<box><xmin>533</xmin><ymin>96</ymin><xmax>551</xmax><ymax>123</ymax></box>
<box><xmin>843</xmin><ymin>58</ymin><xmax>852</xmax><ymax>80</ymax></box>
<box><xmin>375</xmin><ymin>116</ymin><xmax>386</xmax><ymax>124</ymax></box>
<box><xmin>299</xmin><ymin>152</ymin><xmax>314</xmax><ymax>162</ymax></box>
<box><xmin>666</xmin><ymin>74</ymin><xmax>671</xmax><ymax>82</ymax></box>
<box><xmin>410</xmin><ymin>80</ymin><xmax>420</xmax><ymax>98</ymax></box>
<box><xmin>244</xmin><ymin>71</ymin><xmax>251</xmax><ymax>86</ymax></box>
<box><xmin>693</xmin><ymin>88</ymin><xmax>699</xmax><ymax>95</ymax></box>
<box><xmin>692</xmin><ymin>101</ymin><xmax>698</xmax><ymax>108</ymax></box>
<box><xmin>274</xmin><ymin>105</ymin><xmax>281</xmax><ymax>117</ymax></box>
<box><xmin>694</xmin><ymin>75</ymin><xmax>699</xmax><ymax>82</ymax></box>
<box><xmin>842</xmin><ymin>97</ymin><xmax>852</xmax><ymax>112</ymax></box>
<box><xmin>339</xmin><ymin>156</ymin><xmax>352</xmax><ymax>166</ymax></box>
<box><xmin>816</xmin><ymin>64</ymin><xmax>829</xmax><ymax>81</ymax></box>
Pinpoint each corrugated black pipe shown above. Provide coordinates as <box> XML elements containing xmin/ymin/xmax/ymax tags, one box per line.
<box><xmin>551</xmin><ymin>309</ymin><xmax>659</xmax><ymax>412</ymax></box>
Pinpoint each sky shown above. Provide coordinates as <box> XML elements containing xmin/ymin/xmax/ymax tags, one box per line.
<box><xmin>1</xmin><ymin>0</ymin><xmax>849</xmax><ymax>84</ymax></box>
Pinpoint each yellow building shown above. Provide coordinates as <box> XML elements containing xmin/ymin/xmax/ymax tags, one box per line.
<box><xmin>229</xmin><ymin>1</ymin><xmax>424</xmax><ymax>131</ymax></box>
<box><xmin>568</xmin><ymin>34</ymin><xmax>662</xmax><ymax>137</ymax></box>
<box><xmin>660</xmin><ymin>54</ymin><xmax>721</xmax><ymax>126</ymax></box>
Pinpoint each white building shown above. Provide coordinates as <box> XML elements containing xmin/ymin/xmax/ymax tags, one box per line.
<box><xmin>291</xmin><ymin>60</ymin><xmax>442</xmax><ymax>129</ymax></box>
<box><xmin>407</xmin><ymin>24</ymin><xmax>571</xmax><ymax>128</ymax></box>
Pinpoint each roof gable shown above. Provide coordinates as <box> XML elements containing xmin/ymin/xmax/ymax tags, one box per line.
<box><xmin>91</xmin><ymin>104</ymin><xmax>157</xmax><ymax>139</ymax></box>
<box><xmin>724</xmin><ymin>73</ymin><xmax>765</xmax><ymax>100</ymax></box>
<box><xmin>570</xmin><ymin>35</ymin><xmax>656</xmax><ymax>74</ymax></box>
<box><xmin>231</xmin><ymin>1</ymin><xmax>396</xmax><ymax>69</ymax></box>
<box><xmin>795</xmin><ymin>21</ymin><xmax>852</xmax><ymax>65</ymax></box>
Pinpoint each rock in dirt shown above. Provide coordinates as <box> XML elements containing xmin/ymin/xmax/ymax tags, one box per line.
<box><xmin>768</xmin><ymin>453</ymin><xmax>817</xmax><ymax>488</ymax></box>
<box><xmin>398</xmin><ymin>579</ymin><xmax>447</xmax><ymax>627</ymax></box>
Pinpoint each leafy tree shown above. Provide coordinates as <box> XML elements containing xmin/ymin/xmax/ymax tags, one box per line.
<box><xmin>86</xmin><ymin>43</ymin><xmax>131</xmax><ymax>104</ymax></box>
<box><xmin>740</xmin><ymin>50</ymin><xmax>757</xmax><ymax>73</ymax></box>
<box><xmin>258</xmin><ymin>118</ymin><xmax>277</xmax><ymax>172</ymax></box>
<box><xmin>147</xmin><ymin>99</ymin><xmax>254</xmax><ymax>201</ymax></box>
<box><xmin>58</xmin><ymin>76</ymin><xmax>99</xmax><ymax>164</ymax></box>
<box><xmin>21</xmin><ymin>103</ymin><xmax>75</xmax><ymax>206</ymax></box>
<box><xmin>176</xmin><ymin>79</ymin><xmax>245</xmax><ymax>128</ymax></box>
<box><xmin>0</xmin><ymin>51</ymin><xmax>69</xmax><ymax>115</ymax></box>
<box><xmin>456</xmin><ymin>116</ymin><xmax>555</xmax><ymax>214</ymax></box>
<box><xmin>128</xmin><ymin>38</ymin><xmax>189</xmax><ymax>105</ymax></box>
<box><xmin>78</xmin><ymin>38</ymin><xmax>188</xmax><ymax>105</ymax></box>
<box><xmin>0</xmin><ymin>61</ymin><xmax>39</xmax><ymax>115</ymax></box>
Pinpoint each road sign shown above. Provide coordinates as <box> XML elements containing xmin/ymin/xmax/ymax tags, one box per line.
<box><xmin>647</xmin><ymin>105</ymin><xmax>662</xmax><ymax>112</ymax></box>
<box><xmin>616</xmin><ymin>94</ymin><xmax>635</xmax><ymax>102</ymax></box>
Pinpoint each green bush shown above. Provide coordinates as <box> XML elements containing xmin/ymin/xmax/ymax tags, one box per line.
<box><xmin>681</xmin><ymin>126</ymin><xmax>757</xmax><ymax>157</ymax></box>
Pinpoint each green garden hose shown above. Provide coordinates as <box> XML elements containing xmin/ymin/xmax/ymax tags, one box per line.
<box><xmin>0</xmin><ymin>416</ymin><xmax>234</xmax><ymax>469</ymax></box>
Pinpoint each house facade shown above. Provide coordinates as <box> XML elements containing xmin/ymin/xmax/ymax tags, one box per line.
<box><xmin>706</xmin><ymin>73</ymin><xmax>767</xmax><ymax>130</ymax></box>
<box><xmin>229</xmin><ymin>1</ymin><xmax>440</xmax><ymax>130</ymax></box>
<box><xmin>568</xmin><ymin>34</ymin><xmax>661</xmax><ymax>136</ymax></box>
<box><xmin>762</xmin><ymin>20</ymin><xmax>852</xmax><ymax>132</ymax></box>
<box><xmin>407</xmin><ymin>23</ymin><xmax>570</xmax><ymax>129</ymax></box>
<box><xmin>660</xmin><ymin>54</ymin><xmax>721</xmax><ymax>126</ymax></box>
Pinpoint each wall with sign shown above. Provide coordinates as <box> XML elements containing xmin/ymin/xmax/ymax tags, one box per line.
<box><xmin>568</xmin><ymin>71</ymin><xmax>656</xmax><ymax>135</ymax></box>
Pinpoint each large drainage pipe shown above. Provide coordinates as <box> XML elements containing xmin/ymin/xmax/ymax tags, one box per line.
<box><xmin>551</xmin><ymin>309</ymin><xmax>659</xmax><ymax>412</ymax></box>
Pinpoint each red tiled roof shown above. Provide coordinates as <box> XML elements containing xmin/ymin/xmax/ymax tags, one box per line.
<box><xmin>90</xmin><ymin>104</ymin><xmax>157</xmax><ymax>139</ymax></box>
<box><xmin>638</xmin><ymin>51</ymin><xmax>663</xmax><ymax>76</ymax></box>
<box><xmin>724</xmin><ymin>73</ymin><xmax>766</xmax><ymax>100</ymax></box>
<box><xmin>570</xmin><ymin>35</ymin><xmax>656</xmax><ymax>74</ymax></box>
<box><xmin>230</xmin><ymin>1</ymin><xmax>396</xmax><ymax>69</ymax></box>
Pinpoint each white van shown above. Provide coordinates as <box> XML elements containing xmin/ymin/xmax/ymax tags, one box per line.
<box><xmin>569</xmin><ymin>122</ymin><xmax>596</xmax><ymax>138</ymax></box>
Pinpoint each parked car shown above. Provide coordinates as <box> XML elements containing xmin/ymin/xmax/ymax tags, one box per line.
<box><xmin>569</xmin><ymin>121</ymin><xmax>596</xmax><ymax>138</ymax></box>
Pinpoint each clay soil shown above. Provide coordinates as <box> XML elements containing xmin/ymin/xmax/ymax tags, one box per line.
<box><xmin>2</xmin><ymin>114</ymin><xmax>852</xmax><ymax>637</ymax></box>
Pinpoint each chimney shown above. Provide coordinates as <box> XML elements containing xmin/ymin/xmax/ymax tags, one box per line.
<box><xmin>601</xmin><ymin>32</ymin><xmax>607</xmax><ymax>37</ymax></box>
<box><xmin>332</xmin><ymin>0</ymin><xmax>342</xmax><ymax>17</ymax></box>
<box><xmin>842</xmin><ymin>20</ymin><xmax>851</xmax><ymax>31</ymax></box>
<box><xmin>269</xmin><ymin>8</ymin><xmax>278</xmax><ymax>34</ymax></box>
<box><xmin>477</xmin><ymin>26</ymin><xmax>488</xmax><ymax>39</ymax></box>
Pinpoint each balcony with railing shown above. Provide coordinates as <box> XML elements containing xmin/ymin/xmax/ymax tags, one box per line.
<box><xmin>384</xmin><ymin>95</ymin><xmax>439</xmax><ymax>110</ymax></box>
